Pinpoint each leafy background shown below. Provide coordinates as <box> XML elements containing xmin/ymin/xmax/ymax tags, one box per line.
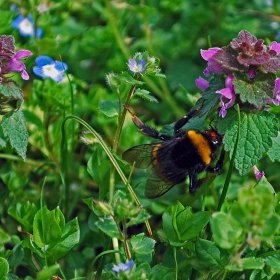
<box><xmin>1</xmin><ymin>0</ymin><xmax>280</xmax><ymax>279</ymax></box>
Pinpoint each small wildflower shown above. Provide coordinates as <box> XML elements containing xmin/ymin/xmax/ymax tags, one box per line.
<box><xmin>195</xmin><ymin>76</ymin><xmax>209</xmax><ymax>91</ymax></box>
<box><xmin>112</xmin><ymin>260</ymin><xmax>134</xmax><ymax>274</ymax></box>
<box><xmin>252</xmin><ymin>165</ymin><xmax>265</xmax><ymax>181</ymax></box>
<box><xmin>128</xmin><ymin>58</ymin><xmax>146</xmax><ymax>73</ymax></box>
<box><xmin>1</xmin><ymin>50</ymin><xmax>33</xmax><ymax>80</ymax></box>
<box><xmin>37</xmin><ymin>3</ymin><xmax>49</xmax><ymax>14</ymax></box>
<box><xmin>12</xmin><ymin>14</ymin><xmax>43</xmax><ymax>38</ymax></box>
<box><xmin>216</xmin><ymin>74</ymin><xmax>236</xmax><ymax>118</ymax></box>
<box><xmin>33</xmin><ymin>56</ymin><xmax>68</xmax><ymax>82</ymax></box>
<box><xmin>269</xmin><ymin>41</ymin><xmax>280</xmax><ymax>55</ymax></box>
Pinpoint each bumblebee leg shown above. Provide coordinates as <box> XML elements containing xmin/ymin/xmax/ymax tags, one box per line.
<box><xmin>206</xmin><ymin>148</ymin><xmax>225</xmax><ymax>173</ymax></box>
<box><xmin>189</xmin><ymin>173</ymin><xmax>217</xmax><ymax>195</ymax></box>
<box><xmin>125</xmin><ymin>105</ymin><xmax>172</xmax><ymax>140</ymax></box>
<box><xmin>174</xmin><ymin>100</ymin><xmax>206</xmax><ymax>135</ymax></box>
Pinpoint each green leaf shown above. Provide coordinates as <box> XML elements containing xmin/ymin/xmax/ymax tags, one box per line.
<box><xmin>151</xmin><ymin>265</ymin><xmax>175</xmax><ymax>280</ymax></box>
<box><xmin>7</xmin><ymin>242</ymin><xmax>24</xmax><ymax>269</ymax></box>
<box><xmin>134</xmin><ymin>89</ymin><xmax>158</xmax><ymax>103</ymax></box>
<box><xmin>195</xmin><ymin>238</ymin><xmax>222</xmax><ymax>268</ymax></box>
<box><xmin>0</xmin><ymin>257</ymin><xmax>9</xmax><ymax>278</ymax></box>
<box><xmin>218</xmin><ymin>110</ymin><xmax>278</xmax><ymax>175</ymax></box>
<box><xmin>162</xmin><ymin>202</ymin><xmax>183</xmax><ymax>246</ymax></box>
<box><xmin>87</xmin><ymin>145</ymin><xmax>110</xmax><ymax>200</ymax></box>
<box><xmin>267</xmin><ymin>132</ymin><xmax>280</xmax><ymax>162</ymax></box>
<box><xmin>33</xmin><ymin>206</ymin><xmax>65</xmax><ymax>248</ymax></box>
<box><xmin>1</xmin><ymin>109</ymin><xmax>28</xmax><ymax>161</ymax></box>
<box><xmin>210</xmin><ymin>212</ymin><xmax>244</xmax><ymax>249</ymax></box>
<box><xmin>234</xmin><ymin>72</ymin><xmax>275</xmax><ymax>108</ymax></box>
<box><xmin>8</xmin><ymin>201</ymin><xmax>37</xmax><ymax>230</ymax></box>
<box><xmin>120</xmin><ymin>71</ymin><xmax>145</xmax><ymax>85</ymax></box>
<box><xmin>95</xmin><ymin>217</ymin><xmax>121</xmax><ymax>239</ymax></box>
<box><xmin>126</xmin><ymin>208</ymin><xmax>151</xmax><ymax>227</ymax></box>
<box><xmin>0</xmin><ymin>228</ymin><xmax>11</xmax><ymax>244</ymax></box>
<box><xmin>36</xmin><ymin>264</ymin><xmax>59</xmax><ymax>280</ymax></box>
<box><xmin>265</xmin><ymin>255</ymin><xmax>280</xmax><ymax>273</ymax></box>
<box><xmin>45</xmin><ymin>217</ymin><xmax>80</xmax><ymax>263</ymax></box>
<box><xmin>131</xmin><ymin>233</ymin><xmax>155</xmax><ymax>255</ymax></box>
<box><xmin>179</xmin><ymin>211</ymin><xmax>211</xmax><ymax>240</ymax></box>
<box><xmin>99</xmin><ymin>100</ymin><xmax>120</xmax><ymax>117</ymax></box>
<box><xmin>163</xmin><ymin>202</ymin><xmax>210</xmax><ymax>245</ymax></box>
<box><xmin>226</xmin><ymin>257</ymin><xmax>264</xmax><ymax>271</ymax></box>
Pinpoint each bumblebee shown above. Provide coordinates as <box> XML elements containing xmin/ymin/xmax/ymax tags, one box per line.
<box><xmin>122</xmin><ymin>103</ymin><xmax>225</xmax><ymax>199</ymax></box>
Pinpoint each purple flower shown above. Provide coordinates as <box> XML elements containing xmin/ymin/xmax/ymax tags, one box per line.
<box><xmin>112</xmin><ymin>260</ymin><xmax>134</xmax><ymax>274</ymax></box>
<box><xmin>33</xmin><ymin>56</ymin><xmax>68</xmax><ymax>82</ymax></box>
<box><xmin>2</xmin><ymin>50</ymin><xmax>33</xmax><ymax>80</ymax></box>
<box><xmin>200</xmin><ymin>47</ymin><xmax>223</xmax><ymax>76</ymax></box>
<box><xmin>216</xmin><ymin>74</ymin><xmax>236</xmax><ymax>118</ymax></box>
<box><xmin>270</xmin><ymin>78</ymin><xmax>280</xmax><ymax>105</ymax></box>
<box><xmin>195</xmin><ymin>76</ymin><xmax>209</xmax><ymax>91</ymax></box>
<box><xmin>252</xmin><ymin>165</ymin><xmax>265</xmax><ymax>181</ymax></box>
<box><xmin>12</xmin><ymin>14</ymin><xmax>43</xmax><ymax>38</ymax></box>
<box><xmin>128</xmin><ymin>58</ymin><xmax>146</xmax><ymax>73</ymax></box>
<box><xmin>269</xmin><ymin>41</ymin><xmax>280</xmax><ymax>55</ymax></box>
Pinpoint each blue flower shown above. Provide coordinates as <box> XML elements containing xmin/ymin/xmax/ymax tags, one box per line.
<box><xmin>12</xmin><ymin>14</ymin><xmax>43</xmax><ymax>38</ymax></box>
<box><xmin>112</xmin><ymin>260</ymin><xmax>134</xmax><ymax>274</ymax></box>
<box><xmin>128</xmin><ymin>58</ymin><xmax>146</xmax><ymax>73</ymax></box>
<box><xmin>33</xmin><ymin>56</ymin><xmax>68</xmax><ymax>82</ymax></box>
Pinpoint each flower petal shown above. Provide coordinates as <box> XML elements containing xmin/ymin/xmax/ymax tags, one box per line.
<box><xmin>269</xmin><ymin>41</ymin><xmax>280</xmax><ymax>55</ymax></box>
<box><xmin>14</xmin><ymin>50</ymin><xmax>33</xmax><ymax>59</ymax></box>
<box><xmin>54</xmin><ymin>61</ymin><xmax>68</xmax><ymax>71</ymax></box>
<box><xmin>195</xmin><ymin>76</ymin><xmax>209</xmax><ymax>91</ymax></box>
<box><xmin>200</xmin><ymin>47</ymin><xmax>221</xmax><ymax>61</ymax></box>
<box><xmin>35</xmin><ymin>56</ymin><xmax>54</xmax><ymax>66</ymax></box>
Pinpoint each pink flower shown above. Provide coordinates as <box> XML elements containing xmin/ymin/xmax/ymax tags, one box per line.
<box><xmin>2</xmin><ymin>50</ymin><xmax>33</xmax><ymax>80</ymax></box>
<box><xmin>195</xmin><ymin>76</ymin><xmax>209</xmax><ymax>91</ymax></box>
<box><xmin>252</xmin><ymin>165</ymin><xmax>265</xmax><ymax>181</ymax></box>
<box><xmin>216</xmin><ymin>74</ymin><xmax>236</xmax><ymax>118</ymax></box>
<box><xmin>271</xmin><ymin>77</ymin><xmax>280</xmax><ymax>106</ymax></box>
<box><xmin>269</xmin><ymin>41</ymin><xmax>280</xmax><ymax>55</ymax></box>
<box><xmin>200</xmin><ymin>47</ymin><xmax>224</xmax><ymax>76</ymax></box>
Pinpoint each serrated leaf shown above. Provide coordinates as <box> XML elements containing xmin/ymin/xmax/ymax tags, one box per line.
<box><xmin>234</xmin><ymin>72</ymin><xmax>275</xmax><ymax>108</ymax></box>
<box><xmin>95</xmin><ymin>217</ymin><xmax>121</xmax><ymax>239</ymax></box>
<box><xmin>131</xmin><ymin>233</ymin><xmax>155</xmax><ymax>255</ymax></box>
<box><xmin>218</xmin><ymin>110</ymin><xmax>278</xmax><ymax>175</ymax></box>
<box><xmin>1</xmin><ymin>108</ymin><xmax>28</xmax><ymax>161</ymax></box>
<box><xmin>99</xmin><ymin>100</ymin><xmax>120</xmax><ymax>117</ymax></box>
<box><xmin>135</xmin><ymin>89</ymin><xmax>158</xmax><ymax>103</ymax></box>
<box><xmin>267</xmin><ymin>132</ymin><xmax>280</xmax><ymax>162</ymax></box>
<box><xmin>0</xmin><ymin>82</ymin><xmax>23</xmax><ymax>100</ymax></box>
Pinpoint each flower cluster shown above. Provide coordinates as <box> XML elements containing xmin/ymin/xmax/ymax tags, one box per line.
<box><xmin>197</xmin><ymin>30</ymin><xmax>280</xmax><ymax>117</ymax></box>
<box><xmin>0</xmin><ymin>35</ymin><xmax>32</xmax><ymax>81</ymax></box>
<box><xmin>128</xmin><ymin>52</ymin><xmax>165</xmax><ymax>77</ymax></box>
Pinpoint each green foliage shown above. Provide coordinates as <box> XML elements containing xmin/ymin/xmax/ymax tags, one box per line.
<box><xmin>2</xmin><ymin>0</ymin><xmax>280</xmax><ymax>279</ymax></box>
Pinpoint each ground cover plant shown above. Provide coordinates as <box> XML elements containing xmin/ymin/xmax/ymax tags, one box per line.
<box><xmin>1</xmin><ymin>0</ymin><xmax>280</xmax><ymax>279</ymax></box>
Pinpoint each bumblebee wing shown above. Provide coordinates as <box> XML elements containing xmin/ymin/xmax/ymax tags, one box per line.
<box><xmin>122</xmin><ymin>144</ymin><xmax>155</xmax><ymax>169</ymax></box>
<box><xmin>145</xmin><ymin>167</ymin><xmax>175</xmax><ymax>198</ymax></box>
<box><xmin>145</xmin><ymin>141</ymin><xmax>187</xmax><ymax>198</ymax></box>
<box><xmin>145</xmin><ymin>165</ymin><xmax>187</xmax><ymax>198</ymax></box>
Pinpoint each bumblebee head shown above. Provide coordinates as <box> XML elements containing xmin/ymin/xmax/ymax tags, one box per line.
<box><xmin>204</xmin><ymin>129</ymin><xmax>223</xmax><ymax>147</ymax></box>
